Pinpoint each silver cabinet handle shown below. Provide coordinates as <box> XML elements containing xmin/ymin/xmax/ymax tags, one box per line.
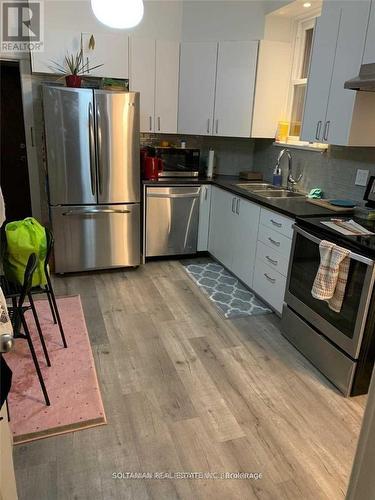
<box><xmin>158</xmin><ymin>116</ymin><xmax>161</xmax><ymax>131</ymax></box>
<box><xmin>266</xmin><ymin>255</ymin><xmax>278</xmax><ymax>266</ymax></box>
<box><xmin>323</xmin><ymin>120</ymin><xmax>330</xmax><ymax>141</ymax></box>
<box><xmin>63</xmin><ymin>208</ymin><xmax>131</xmax><ymax>216</ymax></box>
<box><xmin>268</xmin><ymin>237</ymin><xmax>280</xmax><ymax>247</ymax></box>
<box><xmin>236</xmin><ymin>198</ymin><xmax>240</xmax><ymax>215</ymax></box>
<box><xmin>149</xmin><ymin>116</ymin><xmax>153</xmax><ymax>131</ymax></box>
<box><xmin>96</xmin><ymin>104</ymin><xmax>103</xmax><ymax>195</ymax></box>
<box><xmin>231</xmin><ymin>197</ymin><xmax>236</xmax><ymax>213</ymax></box>
<box><xmin>207</xmin><ymin>118</ymin><xmax>210</xmax><ymax>134</ymax></box>
<box><xmin>215</xmin><ymin>119</ymin><xmax>219</xmax><ymax>134</ymax></box>
<box><xmin>30</xmin><ymin>126</ymin><xmax>35</xmax><ymax>147</ymax></box>
<box><xmin>88</xmin><ymin>102</ymin><xmax>96</xmax><ymax>196</ymax></box>
<box><xmin>264</xmin><ymin>273</ymin><xmax>276</xmax><ymax>284</ymax></box>
<box><xmin>270</xmin><ymin>219</ymin><xmax>282</xmax><ymax>228</ymax></box>
<box><xmin>315</xmin><ymin>120</ymin><xmax>322</xmax><ymax>141</ymax></box>
<box><xmin>204</xmin><ymin>186</ymin><xmax>208</xmax><ymax>200</ymax></box>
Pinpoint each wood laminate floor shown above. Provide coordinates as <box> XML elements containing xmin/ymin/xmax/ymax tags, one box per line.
<box><xmin>13</xmin><ymin>260</ymin><xmax>366</xmax><ymax>500</ymax></box>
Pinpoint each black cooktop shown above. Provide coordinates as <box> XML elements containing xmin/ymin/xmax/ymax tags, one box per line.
<box><xmin>296</xmin><ymin>215</ymin><xmax>375</xmax><ymax>259</ymax></box>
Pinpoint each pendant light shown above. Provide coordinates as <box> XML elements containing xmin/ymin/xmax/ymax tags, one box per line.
<box><xmin>91</xmin><ymin>0</ymin><xmax>144</xmax><ymax>29</ymax></box>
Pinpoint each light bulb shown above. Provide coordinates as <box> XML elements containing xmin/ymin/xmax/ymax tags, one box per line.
<box><xmin>303</xmin><ymin>2</ymin><xmax>312</xmax><ymax>7</ymax></box>
<box><xmin>91</xmin><ymin>0</ymin><xmax>144</xmax><ymax>29</ymax></box>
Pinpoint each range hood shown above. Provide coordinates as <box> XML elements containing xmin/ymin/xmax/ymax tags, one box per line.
<box><xmin>345</xmin><ymin>63</ymin><xmax>375</xmax><ymax>92</ymax></box>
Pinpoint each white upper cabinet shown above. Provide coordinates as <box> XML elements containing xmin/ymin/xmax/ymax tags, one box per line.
<box><xmin>129</xmin><ymin>38</ymin><xmax>156</xmax><ymax>133</ymax></box>
<box><xmin>178</xmin><ymin>42</ymin><xmax>218</xmax><ymax>136</ymax></box>
<box><xmin>301</xmin><ymin>0</ymin><xmax>374</xmax><ymax>146</ymax></box>
<box><xmin>155</xmin><ymin>40</ymin><xmax>180</xmax><ymax>134</ymax></box>
<box><xmin>251</xmin><ymin>40</ymin><xmax>292</xmax><ymax>139</ymax></box>
<box><xmin>130</xmin><ymin>38</ymin><xmax>179</xmax><ymax>133</ymax></box>
<box><xmin>363</xmin><ymin>1</ymin><xmax>375</xmax><ymax>64</ymax></box>
<box><xmin>214</xmin><ymin>41</ymin><xmax>258</xmax><ymax>138</ymax></box>
<box><xmin>31</xmin><ymin>30</ymin><xmax>81</xmax><ymax>74</ymax></box>
<box><xmin>178</xmin><ymin>41</ymin><xmax>258</xmax><ymax>137</ymax></box>
<box><xmin>81</xmin><ymin>33</ymin><xmax>128</xmax><ymax>79</ymax></box>
<box><xmin>300</xmin><ymin>2</ymin><xmax>341</xmax><ymax>143</ymax></box>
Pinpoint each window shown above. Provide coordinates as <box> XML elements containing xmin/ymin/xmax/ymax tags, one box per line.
<box><xmin>288</xmin><ymin>18</ymin><xmax>315</xmax><ymax>140</ymax></box>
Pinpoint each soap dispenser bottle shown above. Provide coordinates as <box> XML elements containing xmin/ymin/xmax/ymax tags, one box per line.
<box><xmin>272</xmin><ymin>164</ymin><xmax>282</xmax><ymax>187</ymax></box>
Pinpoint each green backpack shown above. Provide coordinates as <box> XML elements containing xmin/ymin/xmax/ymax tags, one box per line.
<box><xmin>3</xmin><ymin>217</ymin><xmax>47</xmax><ymax>287</ymax></box>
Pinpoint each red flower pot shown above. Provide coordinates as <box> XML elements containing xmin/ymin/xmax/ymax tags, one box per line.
<box><xmin>65</xmin><ymin>75</ymin><xmax>82</xmax><ymax>88</ymax></box>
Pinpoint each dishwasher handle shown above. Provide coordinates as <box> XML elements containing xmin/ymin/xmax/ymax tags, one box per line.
<box><xmin>147</xmin><ymin>193</ymin><xmax>200</xmax><ymax>199</ymax></box>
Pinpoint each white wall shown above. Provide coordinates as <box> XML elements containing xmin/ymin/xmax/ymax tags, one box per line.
<box><xmin>181</xmin><ymin>0</ymin><xmax>291</xmax><ymax>42</ymax></box>
<box><xmin>44</xmin><ymin>0</ymin><xmax>183</xmax><ymax>40</ymax></box>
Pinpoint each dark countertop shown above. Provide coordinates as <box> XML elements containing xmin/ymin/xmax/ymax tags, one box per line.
<box><xmin>142</xmin><ymin>175</ymin><xmax>336</xmax><ymax>219</ymax></box>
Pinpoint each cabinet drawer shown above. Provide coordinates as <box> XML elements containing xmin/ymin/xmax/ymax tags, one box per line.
<box><xmin>256</xmin><ymin>241</ymin><xmax>289</xmax><ymax>277</ymax></box>
<box><xmin>253</xmin><ymin>259</ymin><xmax>287</xmax><ymax>315</ymax></box>
<box><xmin>260</xmin><ymin>208</ymin><xmax>293</xmax><ymax>239</ymax></box>
<box><xmin>258</xmin><ymin>224</ymin><xmax>292</xmax><ymax>259</ymax></box>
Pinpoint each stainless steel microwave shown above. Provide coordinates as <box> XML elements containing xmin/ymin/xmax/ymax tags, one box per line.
<box><xmin>154</xmin><ymin>147</ymin><xmax>200</xmax><ymax>178</ymax></box>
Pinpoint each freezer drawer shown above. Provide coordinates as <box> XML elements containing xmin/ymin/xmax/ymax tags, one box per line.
<box><xmin>51</xmin><ymin>204</ymin><xmax>140</xmax><ymax>273</ymax></box>
<box><xmin>146</xmin><ymin>186</ymin><xmax>200</xmax><ymax>257</ymax></box>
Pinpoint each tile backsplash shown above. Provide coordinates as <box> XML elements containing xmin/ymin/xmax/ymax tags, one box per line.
<box><xmin>253</xmin><ymin>140</ymin><xmax>375</xmax><ymax>201</ymax></box>
<box><xmin>141</xmin><ymin>133</ymin><xmax>255</xmax><ymax>176</ymax></box>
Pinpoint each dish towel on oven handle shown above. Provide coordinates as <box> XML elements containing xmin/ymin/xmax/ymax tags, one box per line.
<box><xmin>311</xmin><ymin>240</ymin><xmax>350</xmax><ymax>313</ymax></box>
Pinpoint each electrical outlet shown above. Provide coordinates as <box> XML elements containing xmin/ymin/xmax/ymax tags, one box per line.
<box><xmin>355</xmin><ymin>169</ymin><xmax>369</xmax><ymax>187</ymax></box>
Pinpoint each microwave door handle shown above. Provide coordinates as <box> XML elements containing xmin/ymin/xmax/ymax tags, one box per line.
<box><xmin>293</xmin><ymin>225</ymin><xmax>375</xmax><ymax>266</ymax></box>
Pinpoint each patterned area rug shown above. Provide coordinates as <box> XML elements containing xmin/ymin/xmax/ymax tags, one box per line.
<box><xmin>182</xmin><ymin>258</ymin><xmax>272</xmax><ymax>319</ymax></box>
<box><xmin>5</xmin><ymin>295</ymin><xmax>106</xmax><ymax>444</ymax></box>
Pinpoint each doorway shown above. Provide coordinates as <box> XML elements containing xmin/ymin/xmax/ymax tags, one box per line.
<box><xmin>0</xmin><ymin>60</ymin><xmax>32</xmax><ymax>221</ymax></box>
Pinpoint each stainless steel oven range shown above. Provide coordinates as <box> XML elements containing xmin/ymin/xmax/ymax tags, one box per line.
<box><xmin>281</xmin><ymin>218</ymin><xmax>375</xmax><ymax>396</ymax></box>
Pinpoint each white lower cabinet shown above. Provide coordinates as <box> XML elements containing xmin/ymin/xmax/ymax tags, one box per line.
<box><xmin>208</xmin><ymin>187</ymin><xmax>260</xmax><ymax>289</ymax></box>
<box><xmin>253</xmin><ymin>261</ymin><xmax>287</xmax><ymax>314</ymax></box>
<box><xmin>208</xmin><ymin>190</ymin><xmax>293</xmax><ymax>316</ymax></box>
<box><xmin>197</xmin><ymin>186</ymin><xmax>212</xmax><ymax>251</ymax></box>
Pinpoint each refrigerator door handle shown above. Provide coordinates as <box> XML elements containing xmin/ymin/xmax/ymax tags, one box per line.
<box><xmin>96</xmin><ymin>105</ymin><xmax>104</xmax><ymax>195</ymax></box>
<box><xmin>88</xmin><ymin>102</ymin><xmax>96</xmax><ymax>196</ymax></box>
<box><xmin>62</xmin><ymin>208</ymin><xmax>131</xmax><ymax>216</ymax></box>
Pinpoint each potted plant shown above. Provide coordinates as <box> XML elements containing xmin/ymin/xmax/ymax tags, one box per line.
<box><xmin>51</xmin><ymin>49</ymin><xmax>103</xmax><ymax>88</ymax></box>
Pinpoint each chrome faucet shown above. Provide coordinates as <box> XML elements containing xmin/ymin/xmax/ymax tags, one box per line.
<box><xmin>276</xmin><ymin>148</ymin><xmax>303</xmax><ymax>192</ymax></box>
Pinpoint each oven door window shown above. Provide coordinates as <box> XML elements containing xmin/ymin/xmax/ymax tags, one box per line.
<box><xmin>288</xmin><ymin>232</ymin><xmax>367</xmax><ymax>339</ymax></box>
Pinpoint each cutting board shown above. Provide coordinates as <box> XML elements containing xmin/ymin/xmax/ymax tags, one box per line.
<box><xmin>307</xmin><ymin>198</ymin><xmax>355</xmax><ymax>213</ymax></box>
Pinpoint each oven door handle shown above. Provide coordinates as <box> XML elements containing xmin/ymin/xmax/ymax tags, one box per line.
<box><xmin>293</xmin><ymin>225</ymin><xmax>375</xmax><ymax>266</ymax></box>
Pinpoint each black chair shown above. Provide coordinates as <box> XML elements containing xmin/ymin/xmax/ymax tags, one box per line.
<box><xmin>28</xmin><ymin>228</ymin><xmax>67</xmax><ymax>349</ymax></box>
<box><xmin>1</xmin><ymin>226</ymin><xmax>67</xmax><ymax>350</ymax></box>
<box><xmin>7</xmin><ymin>254</ymin><xmax>50</xmax><ymax>406</ymax></box>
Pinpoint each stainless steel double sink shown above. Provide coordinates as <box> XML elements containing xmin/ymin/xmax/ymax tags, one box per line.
<box><xmin>233</xmin><ymin>183</ymin><xmax>305</xmax><ymax>199</ymax></box>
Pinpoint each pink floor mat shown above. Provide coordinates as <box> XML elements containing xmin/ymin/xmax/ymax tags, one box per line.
<box><xmin>5</xmin><ymin>295</ymin><xmax>107</xmax><ymax>444</ymax></box>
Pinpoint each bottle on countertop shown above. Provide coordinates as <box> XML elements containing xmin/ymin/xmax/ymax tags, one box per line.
<box><xmin>272</xmin><ymin>164</ymin><xmax>282</xmax><ymax>187</ymax></box>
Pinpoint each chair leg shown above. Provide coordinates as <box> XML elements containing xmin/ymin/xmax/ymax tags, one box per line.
<box><xmin>28</xmin><ymin>294</ymin><xmax>51</xmax><ymax>367</ymax></box>
<box><xmin>46</xmin><ymin>288</ymin><xmax>57</xmax><ymax>324</ymax></box>
<box><xmin>20</xmin><ymin>313</ymin><xmax>50</xmax><ymax>406</ymax></box>
<box><xmin>45</xmin><ymin>274</ymin><xmax>68</xmax><ymax>348</ymax></box>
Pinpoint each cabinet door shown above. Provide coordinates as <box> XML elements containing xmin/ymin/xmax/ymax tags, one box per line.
<box><xmin>178</xmin><ymin>42</ymin><xmax>217</xmax><ymax>135</ymax></box>
<box><xmin>129</xmin><ymin>38</ymin><xmax>156</xmax><ymax>133</ymax></box>
<box><xmin>82</xmin><ymin>33</ymin><xmax>129</xmax><ymax>79</ymax></box>
<box><xmin>300</xmin><ymin>2</ymin><xmax>341</xmax><ymax>142</ymax></box>
<box><xmin>208</xmin><ymin>187</ymin><xmax>235</xmax><ymax>269</ymax></box>
<box><xmin>154</xmin><ymin>40</ymin><xmax>179</xmax><ymax>134</ymax></box>
<box><xmin>363</xmin><ymin>0</ymin><xmax>375</xmax><ymax>64</ymax></box>
<box><xmin>231</xmin><ymin>197</ymin><xmax>260</xmax><ymax>288</ymax></box>
<box><xmin>197</xmin><ymin>185</ymin><xmax>212</xmax><ymax>251</ymax></box>
<box><xmin>31</xmin><ymin>30</ymin><xmax>81</xmax><ymax>73</ymax></box>
<box><xmin>324</xmin><ymin>1</ymin><xmax>371</xmax><ymax>145</ymax></box>
<box><xmin>214</xmin><ymin>41</ymin><xmax>258</xmax><ymax>138</ymax></box>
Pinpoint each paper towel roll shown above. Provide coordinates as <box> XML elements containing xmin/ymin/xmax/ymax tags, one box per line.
<box><xmin>207</xmin><ymin>149</ymin><xmax>215</xmax><ymax>178</ymax></box>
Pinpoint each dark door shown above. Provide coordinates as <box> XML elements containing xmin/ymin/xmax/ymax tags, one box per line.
<box><xmin>0</xmin><ymin>60</ymin><xmax>32</xmax><ymax>221</ymax></box>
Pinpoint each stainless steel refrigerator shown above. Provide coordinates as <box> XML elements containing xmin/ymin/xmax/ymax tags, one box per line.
<box><xmin>42</xmin><ymin>86</ymin><xmax>141</xmax><ymax>273</ymax></box>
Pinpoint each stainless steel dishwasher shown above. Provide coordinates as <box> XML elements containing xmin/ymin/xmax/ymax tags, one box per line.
<box><xmin>145</xmin><ymin>186</ymin><xmax>201</xmax><ymax>257</ymax></box>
